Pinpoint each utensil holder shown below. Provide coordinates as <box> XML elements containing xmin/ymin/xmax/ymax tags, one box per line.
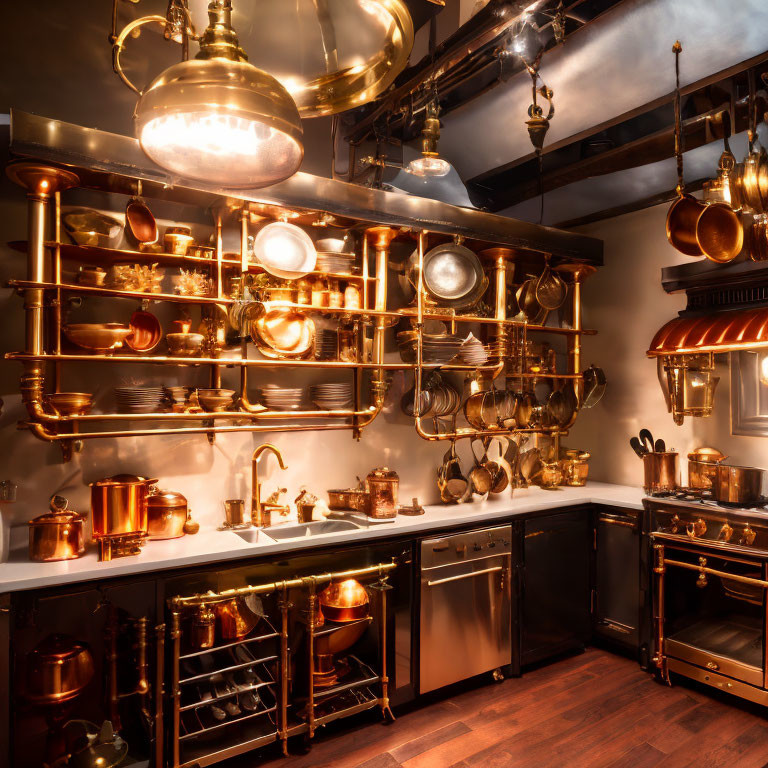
<box><xmin>643</xmin><ymin>452</ymin><xmax>679</xmax><ymax>495</ymax></box>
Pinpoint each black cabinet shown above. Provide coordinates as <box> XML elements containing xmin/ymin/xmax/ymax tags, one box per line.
<box><xmin>520</xmin><ymin>508</ymin><xmax>592</xmax><ymax>666</ymax></box>
<box><xmin>594</xmin><ymin>507</ymin><xmax>643</xmax><ymax>651</ymax></box>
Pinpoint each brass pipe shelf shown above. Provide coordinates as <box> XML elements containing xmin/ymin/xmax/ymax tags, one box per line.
<box><xmin>18</xmin><ymin>408</ymin><xmax>371</xmax><ymax>423</ymax></box>
<box><xmin>9</xmin><ymin>279</ymin><xmax>233</xmax><ymax>306</ymax></box>
<box><xmin>6</xmin><ymin>352</ymin><xmax>521</xmax><ymax>373</ymax></box>
<box><xmin>10</xmin><ymin>242</ymin><xmax>376</xmax><ymax>283</ymax></box>
<box><xmin>399</xmin><ymin>308</ymin><xmax>596</xmax><ymax>335</ymax></box>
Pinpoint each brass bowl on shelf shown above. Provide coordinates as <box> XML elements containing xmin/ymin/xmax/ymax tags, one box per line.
<box><xmin>63</xmin><ymin>323</ymin><xmax>133</xmax><ymax>352</ymax></box>
<box><xmin>43</xmin><ymin>392</ymin><xmax>93</xmax><ymax>417</ymax></box>
<box><xmin>197</xmin><ymin>388</ymin><xmax>235</xmax><ymax>412</ymax></box>
<box><xmin>166</xmin><ymin>332</ymin><xmax>204</xmax><ymax>357</ymax></box>
<box><xmin>318</xmin><ymin>578</ymin><xmax>370</xmax><ymax>623</ymax></box>
<box><xmin>164</xmin><ymin>226</ymin><xmax>194</xmax><ymax>256</ymax></box>
<box><xmin>126</xmin><ymin>310</ymin><xmax>162</xmax><ymax>353</ymax></box>
<box><xmin>62</xmin><ymin>208</ymin><xmax>123</xmax><ymax>249</ymax></box>
<box><xmin>250</xmin><ymin>306</ymin><xmax>315</xmax><ymax>359</ymax></box>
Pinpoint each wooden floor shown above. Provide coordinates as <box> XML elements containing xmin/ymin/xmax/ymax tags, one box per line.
<box><xmin>253</xmin><ymin>648</ymin><xmax>768</xmax><ymax>768</ymax></box>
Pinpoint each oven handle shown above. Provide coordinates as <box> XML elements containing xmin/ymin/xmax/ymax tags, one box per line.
<box><xmin>426</xmin><ymin>565</ymin><xmax>503</xmax><ymax>587</ymax></box>
<box><xmin>664</xmin><ymin>558</ymin><xmax>768</xmax><ymax>589</ymax></box>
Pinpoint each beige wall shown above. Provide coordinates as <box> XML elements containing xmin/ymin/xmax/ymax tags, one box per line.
<box><xmin>568</xmin><ymin>203</ymin><xmax>768</xmax><ymax>487</ymax></box>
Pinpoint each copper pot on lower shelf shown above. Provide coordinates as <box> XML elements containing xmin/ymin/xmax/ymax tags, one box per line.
<box><xmin>216</xmin><ymin>597</ymin><xmax>261</xmax><ymax>640</ymax></box>
<box><xmin>24</xmin><ymin>634</ymin><xmax>95</xmax><ymax>706</ymax></box>
<box><xmin>318</xmin><ymin>579</ymin><xmax>370</xmax><ymax>623</ymax></box>
<box><xmin>29</xmin><ymin>496</ymin><xmax>86</xmax><ymax>562</ymax></box>
<box><xmin>146</xmin><ymin>487</ymin><xmax>188</xmax><ymax>540</ymax></box>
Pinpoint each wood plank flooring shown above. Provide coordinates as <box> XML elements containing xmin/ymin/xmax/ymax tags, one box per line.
<box><xmin>250</xmin><ymin>649</ymin><xmax>768</xmax><ymax>768</ymax></box>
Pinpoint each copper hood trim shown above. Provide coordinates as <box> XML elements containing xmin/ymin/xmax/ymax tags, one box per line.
<box><xmin>647</xmin><ymin>307</ymin><xmax>768</xmax><ymax>356</ymax></box>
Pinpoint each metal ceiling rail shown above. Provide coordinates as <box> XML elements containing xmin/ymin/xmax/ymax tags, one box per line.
<box><xmin>8</xmin><ymin>110</ymin><xmax>602</xmax><ymax>264</ymax></box>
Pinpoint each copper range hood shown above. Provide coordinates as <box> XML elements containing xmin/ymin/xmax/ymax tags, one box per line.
<box><xmin>647</xmin><ymin>306</ymin><xmax>768</xmax><ymax>357</ymax></box>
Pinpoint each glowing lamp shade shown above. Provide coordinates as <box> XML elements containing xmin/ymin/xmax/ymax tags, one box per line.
<box><xmin>407</xmin><ymin>154</ymin><xmax>451</xmax><ymax>178</ymax></box>
<box><xmin>135</xmin><ymin>58</ymin><xmax>304</xmax><ymax>188</ymax></box>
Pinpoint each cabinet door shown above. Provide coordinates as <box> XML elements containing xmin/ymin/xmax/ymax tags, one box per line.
<box><xmin>521</xmin><ymin>509</ymin><xmax>592</xmax><ymax>666</ymax></box>
<box><xmin>595</xmin><ymin>509</ymin><xmax>641</xmax><ymax>649</ymax></box>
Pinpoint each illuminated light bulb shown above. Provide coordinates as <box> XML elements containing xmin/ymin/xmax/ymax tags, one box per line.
<box><xmin>407</xmin><ymin>154</ymin><xmax>451</xmax><ymax>178</ymax></box>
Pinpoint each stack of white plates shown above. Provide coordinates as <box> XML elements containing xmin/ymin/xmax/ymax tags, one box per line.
<box><xmin>260</xmin><ymin>386</ymin><xmax>305</xmax><ymax>411</ymax></box>
<box><xmin>316</xmin><ymin>251</ymin><xmax>357</xmax><ymax>275</ymax></box>
<box><xmin>114</xmin><ymin>386</ymin><xmax>166</xmax><ymax>414</ymax></box>
<box><xmin>459</xmin><ymin>333</ymin><xmax>489</xmax><ymax>366</ymax></box>
<box><xmin>310</xmin><ymin>383</ymin><xmax>353</xmax><ymax>410</ymax></box>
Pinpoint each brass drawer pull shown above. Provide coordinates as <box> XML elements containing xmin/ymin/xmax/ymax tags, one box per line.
<box><xmin>664</xmin><ymin>558</ymin><xmax>768</xmax><ymax>589</ymax></box>
<box><xmin>427</xmin><ymin>565</ymin><xmax>503</xmax><ymax>587</ymax></box>
<box><xmin>706</xmin><ymin>661</ymin><xmax>719</xmax><ymax>670</ymax></box>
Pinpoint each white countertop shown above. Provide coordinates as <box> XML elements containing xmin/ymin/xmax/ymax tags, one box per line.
<box><xmin>0</xmin><ymin>483</ymin><xmax>644</xmax><ymax>593</ymax></box>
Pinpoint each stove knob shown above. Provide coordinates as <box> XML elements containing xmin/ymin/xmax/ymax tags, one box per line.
<box><xmin>718</xmin><ymin>523</ymin><xmax>733</xmax><ymax>542</ymax></box>
<box><xmin>686</xmin><ymin>518</ymin><xmax>707</xmax><ymax>539</ymax></box>
<box><xmin>742</xmin><ymin>525</ymin><xmax>756</xmax><ymax>546</ymax></box>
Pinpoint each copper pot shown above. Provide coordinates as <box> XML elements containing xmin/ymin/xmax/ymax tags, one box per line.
<box><xmin>643</xmin><ymin>452</ymin><xmax>679</xmax><ymax>495</ymax></box>
<box><xmin>216</xmin><ymin>598</ymin><xmax>260</xmax><ymax>640</ymax></box>
<box><xmin>712</xmin><ymin>464</ymin><xmax>764</xmax><ymax>505</ymax></box>
<box><xmin>688</xmin><ymin>447</ymin><xmax>727</xmax><ymax>489</ymax></box>
<box><xmin>24</xmin><ymin>634</ymin><xmax>95</xmax><ymax>706</ymax></box>
<box><xmin>146</xmin><ymin>487</ymin><xmax>187</xmax><ymax>540</ymax></box>
<box><xmin>314</xmin><ymin>611</ymin><xmax>370</xmax><ymax>656</ymax></box>
<box><xmin>29</xmin><ymin>496</ymin><xmax>86</xmax><ymax>562</ymax></box>
<box><xmin>89</xmin><ymin>474</ymin><xmax>156</xmax><ymax>538</ymax></box>
<box><xmin>188</xmin><ymin>605</ymin><xmax>216</xmax><ymax>650</ymax></box>
<box><xmin>327</xmin><ymin>488</ymin><xmax>369</xmax><ymax>512</ymax></box>
<box><xmin>318</xmin><ymin>579</ymin><xmax>370</xmax><ymax>623</ymax></box>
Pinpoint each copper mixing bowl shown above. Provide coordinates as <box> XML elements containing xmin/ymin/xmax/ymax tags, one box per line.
<box><xmin>24</xmin><ymin>634</ymin><xmax>95</xmax><ymax>705</ymax></box>
<box><xmin>318</xmin><ymin>579</ymin><xmax>370</xmax><ymax>623</ymax></box>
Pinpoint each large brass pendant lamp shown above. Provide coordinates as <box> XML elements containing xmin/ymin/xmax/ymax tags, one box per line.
<box><xmin>116</xmin><ymin>0</ymin><xmax>303</xmax><ymax>188</ymax></box>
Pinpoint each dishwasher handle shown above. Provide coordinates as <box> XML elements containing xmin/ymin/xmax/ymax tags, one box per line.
<box><xmin>426</xmin><ymin>565</ymin><xmax>504</xmax><ymax>587</ymax></box>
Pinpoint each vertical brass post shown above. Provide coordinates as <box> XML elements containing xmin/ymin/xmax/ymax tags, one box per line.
<box><xmin>53</xmin><ymin>190</ymin><xmax>62</xmax><ymax>391</ymax></box>
<box><xmin>106</xmin><ymin>604</ymin><xmax>121</xmax><ymax>731</ymax></box>
<box><xmin>171</xmin><ymin>609</ymin><xmax>181</xmax><ymax>768</ymax></box>
<box><xmin>240</xmin><ymin>207</ymin><xmax>249</xmax><ymax>275</ymax></box>
<box><xmin>559</xmin><ymin>264</ymin><xmax>595</xmax><ymax>403</ymax></box>
<box><xmin>307</xmin><ymin>579</ymin><xmax>317</xmax><ymax>737</ymax></box>
<box><xmin>367</xmin><ymin>227</ymin><xmax>397</xmax><ymax>407</ymax></box>
<box><xmin>154</xmin><ymin>623</ymin><xmax>165</xmax><ymax>768</ymax></box>
<box><xmin>378</xmin><ymin>576</ymin><xmax>393</xmax><ymax>720</ymax></box>
<box><xmin>652</xmin><ymin>543</ymin><xmax>668</xmax><ymax>682</ymax></box>
<box><xmin>494</xmin><ymin>251</ymin><xmax>507</xmax><ymax>366</ymax></box>
<box><xmin>278</xmin><ymin>585</ymin><xmax>291</xmax><ymax>755</ymax></box>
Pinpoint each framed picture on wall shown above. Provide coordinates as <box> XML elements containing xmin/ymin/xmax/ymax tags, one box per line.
<box><xmin>730</xmin><ymin>351</ymin><xmax>768</xmax><ymax>436</ymax></box>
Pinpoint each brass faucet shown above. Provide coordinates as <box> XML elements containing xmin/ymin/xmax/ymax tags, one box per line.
<box><xmin>251</xmin><ymin>443</ymin><xmax>287</xmax><ymax>526</ymax></box>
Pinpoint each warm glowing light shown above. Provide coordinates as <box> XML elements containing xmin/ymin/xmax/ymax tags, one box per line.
<box><xmin>407</xmin><ymin>155</ymin><xmax>451</xmax><ymax>178</ymax></box>
<box><xmin>140</xmin><ymin>111</ymin><xmax>302</xmax><ymax>188</ymax></box>
<box><xmin>760</xmin><ymin>353</ymin><xmax>768</xmax><ymax>385</ymax></box>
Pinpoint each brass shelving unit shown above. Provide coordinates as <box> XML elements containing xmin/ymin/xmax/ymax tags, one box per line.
<box><xmin>166</xmin><ymin>561</ymin><xmax>396</xmax><ymax>768</ymax></box>
<box><xmin>4</xmin><ymin>111</ymin><xmax>601</xmax><ymax>457</ymax></box>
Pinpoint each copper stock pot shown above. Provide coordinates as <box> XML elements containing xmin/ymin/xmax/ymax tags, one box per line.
<box><xmin>89</xmin><ymin>474</ymin><xmax>157</xmax><ymax>538</ymax></box>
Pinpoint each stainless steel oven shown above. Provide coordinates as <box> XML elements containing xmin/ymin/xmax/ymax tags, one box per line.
<box><xmin>419</xmin><ymin>526</ymin><xmax>513</xmax><ymax>694</ymax></box>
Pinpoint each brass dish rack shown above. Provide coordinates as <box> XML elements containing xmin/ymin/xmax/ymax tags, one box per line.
<box><xmin>166</xmin><ymin>561</ymin><xmax>396</xmax><ymax>768</ymax></box>
<box><xmin>4</xmin><ymin>111</ymin><xmax>601</xmax><ymax>458</ymax></box>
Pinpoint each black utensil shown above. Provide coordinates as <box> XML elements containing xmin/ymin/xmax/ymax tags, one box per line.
<box><xmin>639</xmin><ymin>429</ymin><xmax>654</xmax><ymax>453</ymax></box>
<box><xmin>654</xmin><ymin>438</ymin><xmax>666</xmax><ymax>453</ymax></box>
<box><xmin>629</xmin><ymin>437</ymin><xmax>646</xmax><ymax>458</ymax></box>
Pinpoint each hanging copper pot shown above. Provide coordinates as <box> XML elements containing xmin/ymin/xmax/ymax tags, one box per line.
<box><xmin>24</xmin><ymin>635</ymin><xmax>95</xmax><ymax>706</ymax></box>
<box><xmin>216</xmin><ymin>597</ymin><xmax>260</xmax><ymax>640</ymax></box>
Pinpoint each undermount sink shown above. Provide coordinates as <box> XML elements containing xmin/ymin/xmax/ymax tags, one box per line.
<box><xmin>236</xmin><ymin>520</ymin><xmax>362</xmax><ymax>544</ymax></box>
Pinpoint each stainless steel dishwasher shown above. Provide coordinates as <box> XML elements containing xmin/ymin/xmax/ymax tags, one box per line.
<box><xmin>419</xmin><ymin>525</ymin><xmax>513</xmax><ymax>693</ymax></box>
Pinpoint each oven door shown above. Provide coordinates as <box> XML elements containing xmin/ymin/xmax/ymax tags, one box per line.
<box><xmin>655</xmin><ymin>540</ymin><xmax>767</xmax><ymax>688</ymax></box>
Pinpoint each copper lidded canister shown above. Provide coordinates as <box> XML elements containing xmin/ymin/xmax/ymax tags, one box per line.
<box><xmin>146</xmin><ymin>487</ymin><xmax>188</xmax><ymax>540</ymax></box>
<box><xmin>688</xmin><ymin>447</ymin><xmax>727</xmax><ymax>490</ymax></box>
<box><xmin>365</xmin><ymin>467</ymin><xmax>399</xmax><ymax>519</ymax></box>
<box><xmin>189</xmin><ymin>605</ymin><xmax>216</xmax><ymax>650</ymax></box>
<box><xmin>89</xmin><ymin>474</ymin><xmax>156</xmax><ymax>538</ymax></box>
<box><xmin>29</xmin><ymin>496</ymin><xmax>86</xmax><ymax>562</ymax></box>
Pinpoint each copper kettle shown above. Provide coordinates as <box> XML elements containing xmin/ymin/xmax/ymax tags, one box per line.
<box><xmin>216</xmin><ymin>597</ymin><xmax>261</xmax><ymax>640</ymax></box>
<box><xmin>24</xmin><ymin>634</ymin><xmax>95</xmax><ymax>706</ymax></box>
